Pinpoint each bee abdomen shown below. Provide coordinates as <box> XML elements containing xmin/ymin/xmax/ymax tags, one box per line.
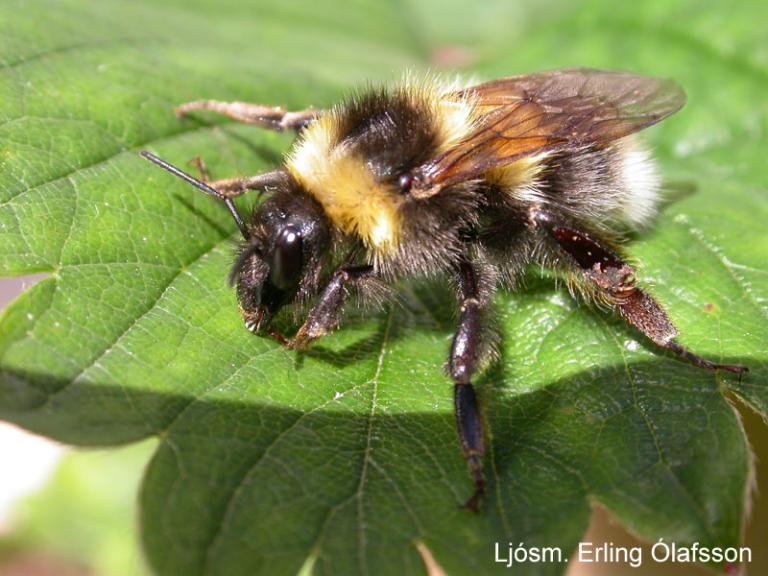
<box><xmin>537</xmin><ymin>136</ymin><xmax>662</xmax><ymax>229</ymax></box>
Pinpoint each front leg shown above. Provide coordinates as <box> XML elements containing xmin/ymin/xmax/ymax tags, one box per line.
<box><xmin>290</xmin><ymin>265</ymin><xmax>375</xmax><ymax>349</ymax></box>
<box><xmin>176</xmin><ymin>100</ymin><xmax>320</xmax><ymax>132</ymax></box>
<box><xmin>450</xmin><ymin>260</ymin><xmax>488</xmax><ymax>512</ymax></box>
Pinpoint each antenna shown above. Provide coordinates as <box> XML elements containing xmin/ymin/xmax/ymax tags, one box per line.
<box><xmin>139</xmin><ymin>151</ymin><xmax>247</xmax><ymax>238</ymax></box>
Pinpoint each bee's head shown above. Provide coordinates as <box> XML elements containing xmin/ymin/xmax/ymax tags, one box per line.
<box><xmin>232</xmin><ymin>186</ymin><xmax>331</xmax><ymax>332</ymax></box>
<box><xmin>139</xmin><ymin>151</ymin><xmax>331</xmax><ymax>333</ymax></box>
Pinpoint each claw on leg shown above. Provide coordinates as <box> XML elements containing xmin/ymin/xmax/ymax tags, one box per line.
<box><xmin>665</xmin><ymin>341</ymin><xmax>748</xmax><ymax>375</ymax></box>
<box><xmin>461</xmin><ymin>453</ymin><xmax>486</xmax><ymax>513</ymax></box>
<box><xmin>241</xmin><ymin>264</ymin><xmax>374</xmax><ymax>352</ymax></box>
<box><xmin>268</xmin><ymin>330</ymin><xmax>291</xmax><ymax>348</ymax></box>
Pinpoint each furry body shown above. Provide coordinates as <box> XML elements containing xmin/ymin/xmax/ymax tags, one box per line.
<box><xmin>283</xmin><ymin>78</ymin><xmax>660</xmax><ymax>288</ymax></box>
<box><xmin>143</xmin><ymin>69</ymin><xmax>745</xmax><ymax>512</ymax></box>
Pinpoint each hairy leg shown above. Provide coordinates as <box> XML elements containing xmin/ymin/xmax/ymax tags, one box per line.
<box><xmin>176</xmin><ymin>100</ymin><xmax>320</xmax><ymax>132</ymax></box>
<box><xmin>189</xmin><ymin>157</ymin><xmax>291</xmax><ymax>199</ymax></box>
<box><xmin>288</xmin><ymin>265</ymin><xmax>375</xmax><ymax>349</ymax></box>
<box><xmin>530</xmin><ymin>207</ymin><xmax>747</xmax><ymax>374</ymax></box>
<box><xmin>450</xmin><ymin>260</ymin><xmax>488</xmax><ymax>512</ymax></box>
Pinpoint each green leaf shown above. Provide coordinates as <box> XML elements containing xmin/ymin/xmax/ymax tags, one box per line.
<box><xmin>1</xmin><ymin>0</ymin><xmax>766</xmax><ymax>575</ymax></box>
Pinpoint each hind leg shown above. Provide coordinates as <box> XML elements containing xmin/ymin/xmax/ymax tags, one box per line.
<box><xmin>530</xmin><ymin>207</ymin><xmax>747</xmax><ymax>375</ymax></box>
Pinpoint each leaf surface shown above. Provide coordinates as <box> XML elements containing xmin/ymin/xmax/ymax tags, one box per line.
<box><xmin>1</xmin><ymin>1</ymin><xmax>766</xmax><ymax>574</ymax></box>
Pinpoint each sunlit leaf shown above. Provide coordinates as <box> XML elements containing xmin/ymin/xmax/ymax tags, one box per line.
<box><xmin>1</xmin><ymin>1</ymin><xmax>765</xmax><ymax>574</ymax></box>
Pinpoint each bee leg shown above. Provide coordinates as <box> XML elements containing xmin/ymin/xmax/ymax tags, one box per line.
<box><xmin>290</xmin><ymin>265</ymin><xmax>375</xmax><ymax>349</ymax></box>
<box><xmin>531</xmin><ymin>208</ymin><xmax>747</xmax><ymax>375</ymax></box>
<box><xmin>187</xmin><ymin>154</ymin><xmax>292</xmax><ymax>199</ymax></box>
<box><xmin>450</xmin><ymin>260</ymin><xmax>487</xmax><ymax>512</ymax></box>
<box><xmin>188</xmin><ymin>157</ymin><xmax>212</xmax><ymax>182</ymax></box>
<box><xmin>175</xmin><ymin>100</ymin><xmax>320</xmax><ymax>132</ymax></box>
<box><xmin>198</xmin><ymin>171</ymin><xmax>290</xmax><ymax>200</ymax></box>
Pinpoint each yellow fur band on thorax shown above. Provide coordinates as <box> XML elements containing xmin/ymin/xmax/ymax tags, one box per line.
<box><xmin>287</xmin><ymin>115</ymin><xmax>402</xmax><ymax>250</ymax></box>
<box><xmin>286</xmin><ymin>77</ymin><xmax>478</xmax><ymax>253</ymax></box>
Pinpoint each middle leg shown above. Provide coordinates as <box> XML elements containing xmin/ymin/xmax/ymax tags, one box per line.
<box><xmin>176</xmin><ymin>100</ymin><xmax>320</xmax><ymax>132</ymax></box>
<box><xmin>450</xmin><ymin>260</ymin><xmax>489</xmax><ymax>512</ymax></box>
<box><xmin>188</xmin><ymin>157</ymin><xmax>290</xmax><ymax>199</ymax></box>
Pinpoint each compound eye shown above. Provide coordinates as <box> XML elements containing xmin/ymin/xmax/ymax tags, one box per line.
<box><xmin>270</xmin><ymin>226</ymin><xmax>303</xmax><ymax>290</ymax></box>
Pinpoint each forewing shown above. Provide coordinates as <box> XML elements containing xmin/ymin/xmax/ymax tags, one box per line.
<box><xmin>411</xmin><ymin>69</ymin><xmax>685</xmax><ymax>196</ymax></box>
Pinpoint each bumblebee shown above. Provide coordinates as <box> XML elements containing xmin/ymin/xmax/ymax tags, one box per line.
<box><xmin>141</xmin><ymin>69</ymin><xmax>746</xmax><ymax>511</ymax></box>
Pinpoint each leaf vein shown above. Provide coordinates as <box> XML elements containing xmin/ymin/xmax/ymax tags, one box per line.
<box><xmin>37</xmin><ymin>238</ymin><xmax>233</xmax><ymax>405</ymax></box>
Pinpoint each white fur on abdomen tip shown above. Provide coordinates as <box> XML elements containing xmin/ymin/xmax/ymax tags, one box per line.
<box><xmin>617</xmin><ymin>138</ymin><xmax>662</xmax><ymax>228</ymax></box>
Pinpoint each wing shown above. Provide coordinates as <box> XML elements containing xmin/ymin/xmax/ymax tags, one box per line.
<box><xmin>410</xmin><ymin>69</ymin><xmax>685</xmax><ymax>197</ymax></box>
